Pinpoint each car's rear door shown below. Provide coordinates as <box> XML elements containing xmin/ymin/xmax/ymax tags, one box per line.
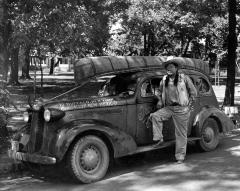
<box><xmin>187</xmin><ymin>71</ymin><xmax>218</xmax><ymax>135</ymax></box>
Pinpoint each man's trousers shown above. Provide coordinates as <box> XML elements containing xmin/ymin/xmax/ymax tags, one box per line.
<box><xmin>150</xmin><ymin>106</ymin><xmax>190</xmax><ymax>161</ymax></box>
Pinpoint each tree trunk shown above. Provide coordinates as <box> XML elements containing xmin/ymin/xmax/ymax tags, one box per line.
<box><xmin>143</xmin><ymin>24</ymin><xmax>148</xmax><ymax>56</ymax></box>
<box><xmin>21</xmin><ymin>45</ymin><xmax>31</xmax><ymax>79</ymax></box>
<box><xmin>49</xmin><ymin>57</ymin><xmax>55</xmax><ymax>75</ymax></box>
<box><xmin>147</xmin><ymin>34</ymin><xmax>151</xmax><ymax>56</ymax></box>
<box><xmin>0</xmin><ymin>0</ymin><xmax>10</xmax><ymax>88</ymax></box>
<box><xmin>9</xmin><ymin>47</ymin><xmax>20</xmax><ymax>85</ymax></box>
<box><xmin>183</xmin><ymin>38</ymin><xmax>191</xmax><ymax>57</ymax></box>
<box><xmin>180</xmin><ymin>35</ymin><xmax>184</xmax><ymax>54</ymax></box>
<box><xmin>39</xmin><ymin>57</ymin><xmax>43</xmax><ymax>97</ymax></box>
<box><xmin>148</xmin><ymin>22</ymin><xmax>155</xmax><ymax>56</ymax></box>
<box><xmin>0</xmin><ymin>1</ymin><xmax>10</xmax><ymax>139</ymax></box>
<box><xmin>143</xmin><ymin>33</ymin><xmax>147</xmax><ymax>55</ymax></box>
<box><xmin>204</xmin><ymin>35</ymin><xmax>211</xmax><ymax>60</ymax></box>
<box><xmin>224</xmin><ymin>0</ymin><xmax>237</xmax><ymax>106</ymax></box>
<box><xmin>150</xmin><ymin>31</ymin><xmax>155</xmax><ymax>56</ymax></box>
<box><xmin>33</xmin><ymin>57</ymin><xmax>37</xmax><ymax>100</ymax></box>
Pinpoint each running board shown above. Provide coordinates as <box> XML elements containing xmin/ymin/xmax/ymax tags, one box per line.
<box><xmin>128</xmin><ymin>137</ymin><xmax>200</xmax><ymax>156</ymax></box>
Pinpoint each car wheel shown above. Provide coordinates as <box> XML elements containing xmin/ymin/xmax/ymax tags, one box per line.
<box><xmin>67</xmin><ymin>135</ymin><xmax>110</xmax><ymax>183</ymax></box>
<box><xmin>197</xmin><ymin>118</ymin><xmax>219</xmax><ymax>151</ymax></box>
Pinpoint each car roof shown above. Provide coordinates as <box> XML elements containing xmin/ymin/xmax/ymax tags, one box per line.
<box><xmin>74</xmin><ymin>56</ymin><xmax>209</xmax><ymax>84</ymax></box>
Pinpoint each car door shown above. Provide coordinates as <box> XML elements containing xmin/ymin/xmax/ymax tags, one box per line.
<box><xmin>187</xmin><ymin>72</ymin><xmax>218</xmax><ymax>135</ymax></box>
<box><xmin>135</xmin><ymin>77</ymin><xmax>161</xmax><ymax>145</ymax></box>
<box><xmin>186</xmin><ymin>73</ymin><xmax>201</xmax><ymax>135</ymax></box>
<box><xmin>195</xmin><ymin>74</ymin><xmax>218</xmax><ymax>107</ymax></box>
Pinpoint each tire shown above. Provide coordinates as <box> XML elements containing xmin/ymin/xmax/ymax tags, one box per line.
<box><xmin>197</xmin><ymin>118</ymin><xmax>220</xmax><ymax>151</ymax></box>
<box><xmin>67</xmin><ymin>135</ymin><xmax>110</xmax><ymax>183</ymax></box>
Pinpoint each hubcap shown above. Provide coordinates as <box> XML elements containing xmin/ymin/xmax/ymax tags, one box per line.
<box><xmin>80</xmin><ymin>145</ymin><xmax>100</xmax><ymax>171</ymax></box>
<box><xmin>203</xmin><ymin>127</ymin><xmax>215</xmax><ymax>143</ymax></box>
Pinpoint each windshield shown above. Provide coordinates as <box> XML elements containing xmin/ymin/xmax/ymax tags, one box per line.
<box><xmin>53</xmin><ymin>73</ymin><xmax>138</xmax><ymax>101</ymax></box>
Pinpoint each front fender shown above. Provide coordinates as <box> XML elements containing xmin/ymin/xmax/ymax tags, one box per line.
<box><xmin>53</xmin><ymin>119</ymin><xmax>137</xmax><ymax>161</ymax></box>
<box><xmin>193</xmin><ymin>106</ymin><xmax>235</xmax><ymax>135</ymax></box>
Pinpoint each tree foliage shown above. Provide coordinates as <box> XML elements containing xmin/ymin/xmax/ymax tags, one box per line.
<box><xmin>4</xmin><ymin>0</ymin><xmax>234</xmax><ymax>59</ymax></box>
<box><xmin>0</xmin><ymin>0</ymin><xmax>239</xmax><ymax>98</ymax></box>
<box><xmin>107</xmin><ymin>0</ymin><xmax>232</xmax><ymax>58</ymax></box>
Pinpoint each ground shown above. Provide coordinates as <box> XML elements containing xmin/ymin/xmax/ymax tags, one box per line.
<box><xmin>1</xmin><ymin>129</ymin><xmax>240</xmax><ymax>191</ymax></box>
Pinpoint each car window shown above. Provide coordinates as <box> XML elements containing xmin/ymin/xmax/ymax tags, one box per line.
<box><xmin>99</xmin><ymin>75</ymin><xmax>137</xmax><ymax>98</ymax></box>
<box><xmin>141</xmin><ymin>78</ymin><xmax>161</xmax><ymax>97</ymax></box>
<box><xmin>53</xmin><ymin>81</ymin><xmax>105</xmax><ymax>101</ymax></box>
<box><xmin>54</xmin><ymin>74</ymin><xmax>138</xmax><ymax>101</ymax></box>
<box><xmin>195</xmin><ymin>77</ymin><xmax>210</xmax><ymax>94</ymax></box>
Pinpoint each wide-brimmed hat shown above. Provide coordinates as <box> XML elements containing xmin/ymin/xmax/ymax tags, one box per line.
<box><xmin>163</xmin><ymin>58</ymin><xmax>182</xmax><ymax>69</ymax></box>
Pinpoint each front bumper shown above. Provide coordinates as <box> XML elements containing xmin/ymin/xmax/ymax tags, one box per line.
<box><xmin>8</xmin><ymin>132</ymin><xmax>57</xmax><ymax>165</ymax></box>
<box><xmin>8</xmin><ymin>150</ymin><xmax>56</xmax><ymax>165</ymax></box>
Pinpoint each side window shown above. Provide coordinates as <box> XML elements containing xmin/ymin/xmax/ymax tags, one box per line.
<box><xmin>195</xmin><ymin>77</ymin><xmax>210</xmax><ymax>94</ymax></box>
<box><xmin>141</xmin><ymin>78</ymin><xmax>161</xmax><ymax>97</ymax></box>
<box><xmin>98</xmin><ymin>76</ymin><xmax>137</xmax><ymax>97</ymax></box>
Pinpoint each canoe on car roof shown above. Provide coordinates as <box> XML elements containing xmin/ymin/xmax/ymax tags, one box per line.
<box><xmin>74</xmin><ymin>56</ymin><xmax>209</xmax><ymax>84</ymax></box>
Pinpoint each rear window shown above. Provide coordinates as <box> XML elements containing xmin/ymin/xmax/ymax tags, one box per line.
<box><xmin>195</xmin><ymin>77</ymin><xmax>210</xmax><ymax>94</ymax></box>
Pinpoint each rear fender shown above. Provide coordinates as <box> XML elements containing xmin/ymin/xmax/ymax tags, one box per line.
<box><xmin>54</xmin><ymin>119</ymin><xmax>137</xmax><ymax>161</ymax></box>
<box><xmin>193</xmin><ymin>106</ymin><xmax>235</xmax><ymax>136</ymax></box>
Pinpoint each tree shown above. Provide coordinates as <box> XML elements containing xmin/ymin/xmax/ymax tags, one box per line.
<box><xmin>224</xmin><ymin>0</ymin><xmax>237</xmax><ymax>105</ymax></box>
<box><xmin>2</xmin><ymin>0</ymin><xmax>235</xmax><ymax>85</ymax></box>
<box><xmin>0</xmin><ymin>0</ymin><xmax>34</xmax><ymax>84</ymax></box>
<box><xmin>9</xmin><ymin>46</ymin><xmax>19</xmax><ymax>85</ymax></box>
<box><xmin>8</xmin><ymin>32</ymin><xmax>31</xmax><ymax>84</ymax></box>
<box><xmin>0</xmin><ymin>0</ymin><xmax>11</xmax><ymax>87</ymax></box>
<box><xmin>21</xmin><ymin>45</ymin><xmax>31</xmax><ymax>79</ymax></box>
<box><xmin>108</xmin><ymin>0</ymin><xmax>226</xmax><ymax>57</ymax></box>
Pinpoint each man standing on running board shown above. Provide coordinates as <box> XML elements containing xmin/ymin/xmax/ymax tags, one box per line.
<box><xmin>149</xmin><ymin>59</ymin><xmax>197</xmax><ymax>164</ymax></box>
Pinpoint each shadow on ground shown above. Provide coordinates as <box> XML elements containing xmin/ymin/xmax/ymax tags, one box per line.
<box><xmin>1</xmin><ymin>131</ymin><xmax>240</xmax><ymax>191</ymax></box>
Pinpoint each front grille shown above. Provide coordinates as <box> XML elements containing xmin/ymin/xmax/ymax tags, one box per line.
<box><xmin>27</xmin><ymin>109</ymin><xmax>45</xmax><ymax>153</ymax></box>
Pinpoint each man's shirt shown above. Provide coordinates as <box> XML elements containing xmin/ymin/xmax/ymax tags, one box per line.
<box><xmin>165</xmin><ymin>78</ymin><xmax>179</xmax><ymax>105</ymax></box>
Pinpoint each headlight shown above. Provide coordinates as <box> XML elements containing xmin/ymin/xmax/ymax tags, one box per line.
<box><xmin>23</xmin><ymin>111</ymin><xmax>30</xmax><ymax>122</ymax></box>
<box><xmin>44</xmin><ymin>109</ymin><xmax>51</xmax><ymax>122</ymax></box>
<box><xmin>44</xmin><ymin>108</ymin><xmax>65</xmax><ymax>122</ymax></box>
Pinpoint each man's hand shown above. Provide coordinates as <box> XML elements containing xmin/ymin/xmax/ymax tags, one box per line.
<box><xmin>156</xmin><ymin>100</ymin><xmax>163</xmax><ymax>109</ymax></box>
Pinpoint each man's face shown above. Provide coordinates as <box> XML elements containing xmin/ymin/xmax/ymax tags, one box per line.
<box><xmin>166</xmin><ymin>63</ymin><xmax>177</xmax><ymax>76</ymax></box>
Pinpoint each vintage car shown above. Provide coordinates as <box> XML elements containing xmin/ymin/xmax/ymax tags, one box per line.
<box><xmin>9</xmin><ymin>56</ymin><xmax>235</xmax><ymax>183</ymax></box>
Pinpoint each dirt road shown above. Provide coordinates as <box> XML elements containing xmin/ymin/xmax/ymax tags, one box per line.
<box><xmin>1</xmin><ymin>129</ymin><xmax>240</xmax><ymax>191</ymax></box>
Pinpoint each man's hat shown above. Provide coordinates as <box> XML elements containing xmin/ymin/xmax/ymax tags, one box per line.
<box><xmin>163</xmin><ymin>58</ymin><xmax>182</xmax><ymax>69</ymax></box>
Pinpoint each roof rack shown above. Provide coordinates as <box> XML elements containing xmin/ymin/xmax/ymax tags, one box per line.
<box><xmin>74</xmin><ymin>56</ymin><xmax>209</xmax><ymax>84</ymax></box>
